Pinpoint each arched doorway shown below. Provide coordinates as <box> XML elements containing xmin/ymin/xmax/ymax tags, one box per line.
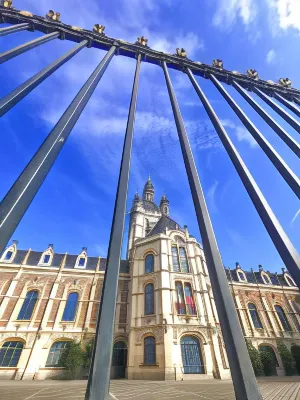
<box><xmin>259</xmin><ymin>345</ymin><xmax>278</xmax><ymax>376</ymax></box>
<box><xmin>111</xmin><ymin>341</ymin><xmax>127</xmax><ymax>379</ymax></box>
<box><xmin>180</xmin><ymin>336</ymin><xmax>204</xmax><ymax>374</ymax></box>
<box><xmin>291</xmin><ymin>345</ymin><xmax>300</xmax><ymax>374</ymax></box>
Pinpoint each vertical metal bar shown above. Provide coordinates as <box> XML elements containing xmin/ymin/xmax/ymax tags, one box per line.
<box><xmin>253</xmin><ymin>87</ymin><xmax>300</xmax><ymax>134</ymax></box>
<box><xmin>0</xmin><ymin>23</ymin><xmax>30</xmax><ymax>37</ymax></box>
<box><xmin>210</xmin><ymin>74</ymin><xmax>300</xmax><ymax>199</ymax></box>
<box><xmin>274</xmin><ymin>92</ymin><xmax>300</xmax><ymax>118</ymax></box>
<box><xmin>232</xmin><ymin>81</ymin><xmax>300</xmax><ymax>157</ymax></box>
<box><xmin>0</xmin><ymin>40</ymin><xmax>88</xmax><ymax>117</ymax></box>
<box><xmin>187</xmin><ymin>67</ymin><xmax>300</xmax><ymax>288</ymax></box>
<box><xmin>0</xmin><ymin>31</ymin><xmax>60</xmax><ymax>64</ymax></box>
<box><xmin>162</xmin><ymin>61</ymin><xmax>262</xmax><ymax>400</ymax></box>
<box><xmin>85</xmin><ymin>54</ymin><xmax>142</xmax><ymax>400</ymax></box>
<box><xmin>0</xmin><ymin>46</ymin><xmax>116</xmax><ymax>256</ymax></box>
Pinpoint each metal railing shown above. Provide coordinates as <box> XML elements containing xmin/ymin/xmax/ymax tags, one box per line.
<box><xmin>0</xmin><ymin>5</ymin><xmax>299</xmax><ymax>400</ymax></box>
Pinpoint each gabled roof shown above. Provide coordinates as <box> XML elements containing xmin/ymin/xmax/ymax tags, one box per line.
<box><xmin>147</xmin><ymin>215</ymin><xmax>184</xmax><ymax>237</ymax></box>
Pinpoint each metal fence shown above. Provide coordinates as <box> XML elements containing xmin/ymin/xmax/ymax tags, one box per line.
<box><xmin>0</xmin><ymin>4</ymin><xmax>299</xmax><ymax>400</ymax></box>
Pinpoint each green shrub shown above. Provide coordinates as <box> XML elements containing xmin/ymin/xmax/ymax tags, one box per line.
<box><xmin>62</xmin><ymin>342</ymin><xmax>84</xmax><ymax>379</ymax></box>
<box><xmin>291</xmin><ymin>345</ymin><xmax>300</xmax><ymax>374</ymax></box>
<box><xmin>83</xmin><ymin>339</ymin><xmax>95</xmax><ymax>370</ymax></box>
<box><xmin>259</xmin><ymin>348</ymin><xmax>276</xmax><ymax>376</ymax></box>
<box><xmin>245</xmin><ymin>339</ymin><xmax>264</xmax><ymax>376</ymax></box>
<box><xmin>277</xmin><ymin>341</ymin><xmax>294</xmax><ymax>376</ymax></box>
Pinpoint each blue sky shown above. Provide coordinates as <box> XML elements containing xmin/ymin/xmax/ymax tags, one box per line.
<box><xmin>0</xmin><ymin>0</ymin><xmax>299</xmax><ymax>272</ymax></box>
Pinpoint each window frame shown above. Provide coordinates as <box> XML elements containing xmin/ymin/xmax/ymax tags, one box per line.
<box><xmin>175</xmin><ymin>280</ymin><xmax>197</xmax><ymax>316</ymax></box>
<box><xmin>1</xmin><ymin>246</ymin><xmax>16</xmax><ymax>263</ymax></box>
<box><xmin>144</xmin><ymin>336</ymin><xmax>156</xmax><ymax>365</ymax></box>
<box><xmin>61</xmin><ymin>292</ymin><xmax>79</xmax><ymax>322</ymax></box>
<box><xmin>171</xmin><ymin>243</ymin><xmax>190</xmax><ymax>273</ymax></box>
<box><xmin>45</xmin><ymin>341</ymin><xmax>71</xmax><ymax>367</ymax></box>
<box><xmin>261</xmin><ymin>272</ymin><xmax>271</xmax><ymax>284</ymax></box>
<box><xmin>237</xmin><ymin>270</ymin><xmax>246</xmax><ymax>282</ymax></box>
<box><xmin>145</xmin><ymin>253</ymin><xmax>154</xmax><ymax>274</ymax></box>
<box><xmin>17</xmin><ymin>290</ymin><xmax>39</xmax><ymax>321</ymax></box>
<box><xmin>275</xmin><ymin>305</ymin><xmax>292</xmax><ymax>332</ymax></box>
<box><xmin>144</xmin><ymin>283</ymin><xmax>155</xmax><ymax>315</ymax></box>
<box><xmin>248</xmin><ymin>302</ymin><xmax>263</xmax><ymax>329</ymax></box>
<box><xmin>0</xmin><ymin>340</ymin><xmax>24</xmax><ymax>367</ymax></box>
<box><xmin>75</xmin><ymin>251</ymin><xmax>87</xmax><ymax>269</ymax></box>
<box><xmin>39</xmin><ymin>251</ymin><xmax>53</xmax><ymax>266</ymax></box>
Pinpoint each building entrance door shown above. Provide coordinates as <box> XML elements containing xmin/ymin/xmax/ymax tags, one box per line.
<box><xmin>180</xmin><ymin>336</ymin><xmax>204</xmax><ymax>374</ymax></box>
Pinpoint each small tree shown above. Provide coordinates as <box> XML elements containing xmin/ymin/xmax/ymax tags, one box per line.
<box><xmin>62</xmin><ymin>342</ymin><xmax>84</xmax><ymax>379</ymax></box>
<box><xmin>277</xmin><ymin>341</ymin><xmax>294</xmax><ymax>376</ymax></box>
<box><xmin>259</xmin><ymin>348</ymin><xmax>275</xmax><ymax>376</ymax></box>
<box><xmin>245</xmin><ymin>339</ymin><xmax>264</xmax><ymax>376</ymax></box>
<box><xmin>83</xmin><ymin>339</ymin><xmax>95</xmax><ymax>370</ymax></box>
<box><xmin>291</xmin><ymin>345</ymin><xmax>300</xmax><ymax>374</ymax></box>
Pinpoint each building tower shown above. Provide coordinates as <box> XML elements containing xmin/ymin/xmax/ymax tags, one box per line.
<box><xmin>160</xmin><ymin>194</ymin><xmax>169</xmax><ymax>216</ymax></box>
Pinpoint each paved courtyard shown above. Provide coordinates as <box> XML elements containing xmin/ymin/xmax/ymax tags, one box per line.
<box><xmin>0</xmin><ymin>378</ymin><xmax>300</xmax><ymax>400</ymax></box>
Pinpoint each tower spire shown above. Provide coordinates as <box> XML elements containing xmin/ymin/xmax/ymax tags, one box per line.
<box><xmin>143</xmin><ymin>176</ymin><xmax>154</xmax><ymax>202</ymax></box>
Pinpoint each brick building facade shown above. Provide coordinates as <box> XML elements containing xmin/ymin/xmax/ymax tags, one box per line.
<box><xmin>0</xmin><ymin>178</ymin><xmax>299</xmax><ymax>380</ymax></box>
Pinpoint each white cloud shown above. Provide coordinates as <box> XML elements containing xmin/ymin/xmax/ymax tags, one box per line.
<box><xmin>207</xmin><ymin>180</ymin><xmax>219</xmax><ymax>213</ymax></box>
<box><xmin>150</xmin><ymin>32</ymin><xmax>204</xmax><ymax>57</ymax></box>
<box><xmin>236</xmin><ymin>126</ymin><xmax>258</xmax><ymax>148</ymax></box>
<box><xmin>266</xmin><ymin>49</ymin><xmax>276</xmax><ymax>64</ymax></box>
<box><xmin>268</xmin><ymin>0</ymin><xmax>300</xmax><ymax>32</ymax></box>
<box><xmin>221</xmin><ymin>119</ymin><xmax>236</xmax><ymax>129</ymax></box>
<box><xmin>213</xmin><ymin>0</ymin><xmax>257</xmax><ymax>29</ymax></box>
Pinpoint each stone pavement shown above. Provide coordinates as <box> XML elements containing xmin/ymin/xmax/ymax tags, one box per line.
<box><xmin>0</xmin><ymin>377</ymin><xmax>299</xmax><ymax>400</ymax></box>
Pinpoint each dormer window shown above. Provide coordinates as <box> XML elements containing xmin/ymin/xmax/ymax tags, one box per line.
<box><xmin>1</xmin><ymin>244</ymin><xmax>16</xmax><ymax>263</ymax></box>
<box><xmin>75</xmin><ymin>249</ymin><xmax>87</xmax><ymax>269</ymax></box>
<box><xmin>39</xmin><ymin>246</ymin><xmax>53</xmax><ymax>266</ymax></box>
<box><xmin>285</xmin><ymin>275</ymin><xmax>295</xmax><ymax>287</ymax></box>
<box><xmin>262</xmin><ymin>272</ymin><xmax>271</xmax><ymax>284</ymax></box>
<box><xmin>43</xmin><ymin>254</ymin><xmax>50</xmax><ymax>264</ymax></box>
<box><xmin>5</xmin><ymin>251</ymin><xmax>13</xmax><ymax>261</ymax></box>
<box><xmin>237</xmin><ymin>271</ymin><xmax>246</xmax><ymax>282</ymax></box>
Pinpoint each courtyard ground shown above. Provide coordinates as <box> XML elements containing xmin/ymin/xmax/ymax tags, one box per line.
<box><xmin>0</xmin><ymin>377</ymin><xmax>300</xmax><ymax>400</ymax></box>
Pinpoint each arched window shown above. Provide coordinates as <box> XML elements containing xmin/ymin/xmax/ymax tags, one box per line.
<box><xmin>62</xmin><ymin>292</ymin><xmax>78</xmax><ymax>321</ymax></box>
<box><xmin>46</xmin><ymin>341</ymin><xmax>70</xmax><ymax>367</ymax></box>
<box><xmin>172</xmin><ymin>246</ymin><xmax>189</xmax><ymax>273</ymax></box>
<box><xmin>145</xmin><ymin>284</ymin><xmax>154</xmax><ymax>315</ymax></box>
<box><xmin>17</xmin><ymin>290</ymin><xmax>38</xmax><ymax>320</ymax></box>
<box><xmin>144</xmin><ymin>336</ymin><xmax>156</xmax><ymax>365</ymax></box>
<box><xmin>275</xmin><ymin>305</ymin><xmax>291</xmax><ymax>331</ymax></box>
<box><xmin>259</xmin><ymin>345</ymin><xmax>279</xmax><ymax>367</ymax></box>
<box><xmin>145</xmin><ymin>254</ymin><xmax>154</xmax><ymax>274</ymax></box>
<box><xmin>175</xmin><ymin>282</ymin><xmax>196</xmax><ymax>315</ymax></box>
<box><xmin>248</xmin><ymin>303</ymin><xmax>263</xmax><ymax>329</ymax></box>
<box><xmin>112</xmin><ymin>341</ymin><xmax>127</xmax><ymax>367</ymax></box>
<box><xmin>181</xmin><ymin>336</ymin><xmax>204</xmax><ymax>374</ymax></box>
<box><xmin>0</xmin><ymin>341</ymin><xmax>23</xmax><ymax>367</ymax></box>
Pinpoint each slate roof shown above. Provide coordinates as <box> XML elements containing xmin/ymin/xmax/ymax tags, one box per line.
<box><xmin>147</xmin><ymin>215</ymin><xmax>184</xmax><ymax>237</ymax></box>
<box><xmin>225</xmin><ymin>267</ymin><xmax>297</xmax><ymax>288</ymax></box>
<box><xmin>1</xmin><ymin>248</ymin><xmax>129</xmax><ymax>273</ymax></box>
<box><xmin>142</xmin><ymin>200</ymin><xmax>161</xmax><ymax>213</ymax></box>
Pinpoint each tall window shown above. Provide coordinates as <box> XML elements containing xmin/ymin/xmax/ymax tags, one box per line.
<box><xmin>144</xmin><ymin>336</ymin><xmax>156</xmax><ymax>365</ymax></box>
<box><xmin>181</xmin><ymin>336</ymin><xmax>204</xmax><ymax>374</ymax></box>
<box><xmin>275</xmin><ymin>305</ymin><xmax>291</xmax><ymax>331</ymax></box>
<box><xmin>17</xmin><ymin>290</ymin><xmax>38</xmax><ymax>320</ymax></box>
<box><xmin>0</xmin><ymin>341</ymin><xmax>23</xmax><ymax>367</ymax></box>
<box><xmin>248</xmin><ymin>303</ymin><xmax>263</xmax><ymax>329</ymax></box>
<box><xmin>42</xmin><ymin>254</ymin><xmax>51</xmax><ymax>264</ymax></box>
<box><xmin>78</xmin><ymin>257</ymin><xmax>85</xmax><ymax>267</ymax></box>
<box><xmin>175</xmin><ymin>282</ymin><xmax>196</xmax><ymax>315</ymax></box>
<box><xmin>145</xmin><ymin>284</ymin><xmax>154</xmax><ymax>315</ymax></box>
<box><xmin>112</xmin><ymin>341</ymin><xmax>127</xmax><ymax>367</ymax></box>
<box><xmin>145</xmin><ymin>254</ymin><xmax>154</xmax><ymax>274</ymax></box>
<box><xmin>46</xmin><ymin>341</ymin><xmax>70</xmax><ymax>367</ymax></box>
<box><xmin>172</xmin><ymin>246</ymin><xmax>189</xmax><ymax>273</ymax></box>
<box><xmin>62</xmin><ymin>292</ymin><xmax>78</xmax><ymax>321</ymax></box>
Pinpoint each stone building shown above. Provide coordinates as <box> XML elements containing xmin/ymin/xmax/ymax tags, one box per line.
<box><xmin>0</xmin><ymin>178</ymin><xmax>299</xmax><ymax>380</ymax></box>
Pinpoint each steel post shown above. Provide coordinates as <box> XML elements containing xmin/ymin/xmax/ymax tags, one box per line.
<box><xmin>253</xmin><ymin>87</ymin><xmax>300</xmax><ymax>134</ymax></box>
<box><xmin>162</xmin><ymin>61</ymin><xmax>262</xmax><ymax>400</ymax></box>
<box><xmin>210</xmin><ymin>74</ymin><xmax>300</xmax><ymax>199</ymax></box>
<box><xmin>187</xmin><ymin>67</ymin><xmax>300</xmax><ymax>288</ymax></box>
<box><xmin>0</xmin><ymin>31</ymin><xmax>60</xmax><ymax>64</ymax></box>
<box><xmin>0</xmin><ymin>40</ymin><xmax>88</xmax><ymax>117</ymax></box>
<box><xmin>0</xmin><ymin>23</ymin><xmax>30</xmax><ymax>37</ymax></box>
<box><xmin>85</xmin><ymin>54</ymin><xmax>142</xmax><ymax>400</ymax></box>
<box><xmin>0</xmin><ymin>46</ymin><xmax>116</xmax><ymax>256</ymax></box>
<box><xmin>232</xmin><ymin>81</ymin><xmax>300</xmax><ymax>157</ymax></box>
<box><xmin>274</xmin><ymin>91</ymin><xmax>300</xmax><ymax>118</ymax></box>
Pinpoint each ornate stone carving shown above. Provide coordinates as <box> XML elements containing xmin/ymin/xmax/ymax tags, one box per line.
<box><xmin>279</xmin><ymin>78</ymin><xmax>292</xmax><ymax>88</ymax></box>
<box><xmin>136</xmin><ymin>36</ymin><xmax>148</xmax><ymax>46</ymax></box>
<box><xmin>71</xmin><ymin>26</ymin><xmax>83</xmax><ymax>32</ymax></box>
<box><xmin>247</xmin><ymin>69</ymin><xmax>259</xmax><ymax>80</ymax></box>
<box><xmin>135</xmin><ymin>327</ymin><xmax>163</xmax><ymax>345</ymax></box>
<box><xmin>176</xmin><ymin>326</ymin><xmax>208</xmax><ymax>344</ymax></box>
<box><xmin>175</xmin><ymin>48</ymin><xmax>186</xmax><ymax>58</ymax></box>
<box><xmin>1</xmin><ymin>0</ymin><xmax>12</xmax><ymax>8</ymax></box>
<box><xmin>19</xmin><ymin>11</ymin><xmax>33</xmax><ymax>17</ymax></box>
<box><xmin>212</xmin><ymin>59</ymin><xmax>223</xmax><ymax>68</ymax></box>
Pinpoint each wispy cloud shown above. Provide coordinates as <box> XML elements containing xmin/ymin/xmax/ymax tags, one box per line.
<box><xmin>266</xmin><ymin>49</ymin><xmax>276</xmax><ymax>64</ymax></box>
<box><xmin>207</xmin><ymin>180</ymin><xmax>219</xmax><ymax>213</ymax></box>
<box><xmin>221</xmin><ymin>119</ymin><xmax>258</xmax><ymax>148</ymax></box>
<box><xmin>291</xmin><ymin>208</ymin><xmax>300</xmax><ymax>226</ymax></box>
<box><xmin>213</xmin><ymin>0</ymin><xmax>257</xmax><ymax>30</ymax></box>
